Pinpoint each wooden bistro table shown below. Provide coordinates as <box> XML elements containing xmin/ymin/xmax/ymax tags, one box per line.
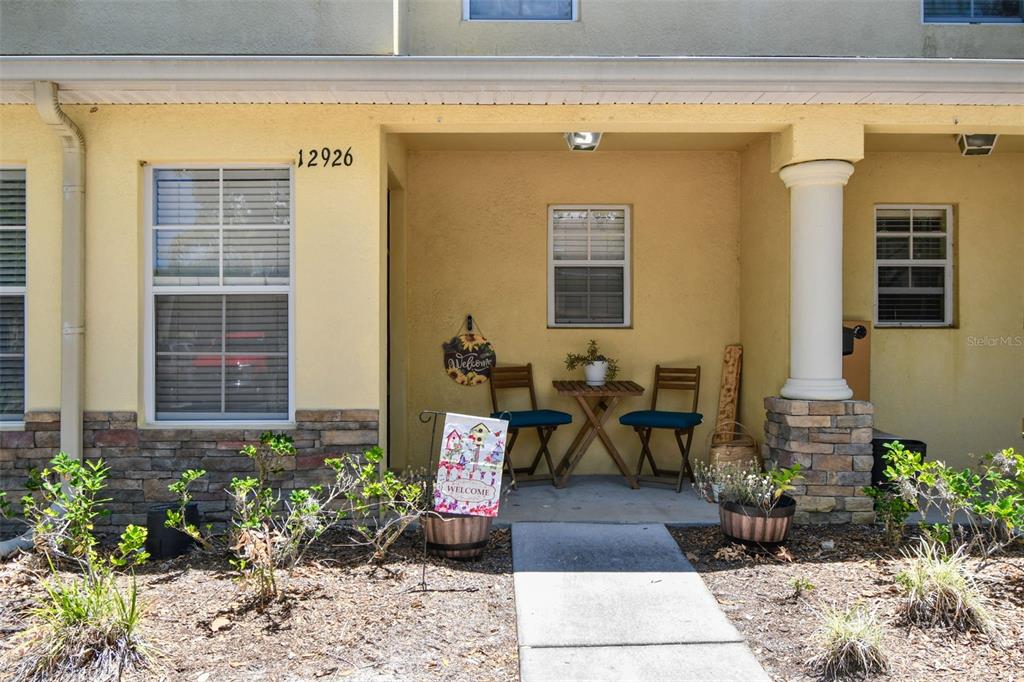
<box><xmin>551</xmin><ymin>380</ymin><xmax>645</xmax><ymax>489</ymax></box>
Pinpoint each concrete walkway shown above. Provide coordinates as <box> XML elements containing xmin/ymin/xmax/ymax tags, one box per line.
<box><xmin>498</xmin><ymin>475</ymin><xmax>720</xmax><ymax>526</ymax></box>
<box><xmin>513</xmin><ymin>522</ymin><xmax>770</xmax><ymax>682</ymax></box>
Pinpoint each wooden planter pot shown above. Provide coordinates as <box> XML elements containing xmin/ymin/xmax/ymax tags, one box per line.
<box><xmin>719</xmin><ymin>495</ymin><xmax>796</xmax><ymax>545</ymax></box>
<box><xmin>421</xmin><ymin>512</ymin><xmax>493</xmax><ymax>560</ymax></box>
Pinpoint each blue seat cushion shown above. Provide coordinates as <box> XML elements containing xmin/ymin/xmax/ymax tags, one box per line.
<box><xmin>619</xmin><ymin>410</ymin><xmax>703</xmax><ymax>430</ymax></box>
<box><xmin>491</xmin><ymin>409</ymin><xmax>572</xmax><ymax>429</ymax></box>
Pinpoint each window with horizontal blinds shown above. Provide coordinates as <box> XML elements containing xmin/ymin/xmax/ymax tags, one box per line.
<box><xmin>149</xmin><ymin>167</ymin><xmax>291</xmax><ymax>421</ymax></box>
<box><xmin>0</xmin><ymin>168</ymin><xmax>26</xmax><ymax>421</ymax></box>
<box><xmin>154</xmin><ymin>295</ymin><xmax>288</xmax><ymax>419</ymax></box>
<box><xmin>875</xmin><ymin>206</ymin><xmax>953</xmax><ymax>327</ymax></box>
<box><xmin>549</xmin><ymin>206</ymin><xmax>630</xmax><ymax>327</ymax></box>
<box><xmin>467</xmin><ymin>0</ymin><xmax>575</xmax><ymax>20</ymax></box>
<box><xmin>924</xmin><ymin>0</ymin><xmax>1023</xmax><ymax>22</ymax></box>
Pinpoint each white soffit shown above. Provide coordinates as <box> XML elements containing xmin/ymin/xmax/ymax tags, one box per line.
<box><xmin>0</xmin><ymin>56</ymin><xmax>1022</xmax><ymax>106</ymax></box>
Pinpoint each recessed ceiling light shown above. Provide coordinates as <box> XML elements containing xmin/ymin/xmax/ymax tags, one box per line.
<box><xmin>564</xmin><ymin>132</ymin><xmax>602</xmax><ymax>151</ymax></box>
<box><xmin>956</xmin><ymin>133</ymin><xmax>998</xmax><ymax>156</ymax></box>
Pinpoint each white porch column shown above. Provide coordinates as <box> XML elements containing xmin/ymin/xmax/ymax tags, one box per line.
<box><xmin>779</xmin><ymin>160</ymin><xmax>855</xmax><ymax>401</ymax></box>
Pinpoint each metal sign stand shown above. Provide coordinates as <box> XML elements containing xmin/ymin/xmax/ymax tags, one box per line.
<box><xmin>414</xmin><ymin>409</ymin><xmax>445</xmax><ymax>591</ymax></box>
<box><xmin>411</xmin><ymin>406</ymin><xmax>504</xmax><ymax>594</ymax></box>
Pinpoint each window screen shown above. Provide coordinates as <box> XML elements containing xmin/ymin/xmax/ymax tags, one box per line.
<box><xmin>0</xmin><ymin>168</ymin><xmax>26</xmax><ymax>421</ymax></box>
<box><xmin>549</xmin><ymin>207</ymin><xmax>630</xmax><ymax>327</ymax></box>
<box><xmin>150</xmin><ymin>167</ymin><xmax>291</xmax><ymax>420</ymax></box>
<box><xmin>875</xmin><ymin>206</ymin><xmax>953</xmax><ymax>326</ymax></box>
<box><xmin>467</xmin><ymin>0</ymin><xmax>575</xmax><ymax>20</ymax></box>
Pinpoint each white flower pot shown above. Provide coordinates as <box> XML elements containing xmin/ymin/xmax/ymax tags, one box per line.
<box><xmin>584</xmin><ymin>361</ymin><xmax>608</xmax><ymax>386</ymax></box>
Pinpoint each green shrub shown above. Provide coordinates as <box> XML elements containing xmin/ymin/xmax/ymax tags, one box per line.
<box><xmin>346</xmin><ymin>446</ymin><xmax>426</xmax><ymax>562</ymax></box>
<box><xmin>863</xmin><ymin>484</ymin><xmax>915</xmax><ymax>545</ymax></box>
<box><xmin>21</xmin><ymin>453</ymin><xmax>114</xmax><ymax>563</ymax></box>
<box><xmin>166</xmin><ymin>439</ymin><xmax>426</xmax><ymax>599</ymax></box>
<box><xmin>10</xmin><ymin>453</ymin><xmax>150</xmax><ymax>682</ymax></box>
<box><xmin>875</xmin><ymin>442</ymin><xmax>1024</xmax><ymax>559</ymax></box>
<box><xmin>166</xmin><ymin>432</ymin><xmax>361</xmax><ymax>603</ymax></box>
<box><xmin>165</xmin><ymin>468</ymin><xmax>211</xmax><ymax>550</ymax></box>
<box><xmin>808</xmin><ymin>604</ymin><xmax>888</xmax><ymax>681</ymax></box>
<box><xmin>895</xmin><ymin>539</ymin><xmax>995</xmax><ymax>636</ymax></box>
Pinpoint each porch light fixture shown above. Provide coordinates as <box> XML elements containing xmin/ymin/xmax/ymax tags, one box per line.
<box><xmin>956</xmin><ymin>133</ymin><xmax>998</xmax><ymax>156</ymax></box>
<box><xmin>564</xmin><ymin>132</ymin><xmax>602</xmax><ymax>151</ymax></box>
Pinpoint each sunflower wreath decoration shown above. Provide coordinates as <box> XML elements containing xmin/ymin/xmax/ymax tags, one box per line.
<box><xmin>442</xmin><ymin>320</ymin><xmax>497</xmax><ymax>386</ymax></box>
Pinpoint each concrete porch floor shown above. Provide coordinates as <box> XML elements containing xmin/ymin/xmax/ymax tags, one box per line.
<box><xmin>496</xmin><ymin>475</ymin><xmax>720</xmax><ymax>526</ymax></box>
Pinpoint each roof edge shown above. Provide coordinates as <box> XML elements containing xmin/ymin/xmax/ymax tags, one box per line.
<box><xmin>1</xmin><ymin>55</ymin><xmax>1022</xmax><ymax>92</ymax></box>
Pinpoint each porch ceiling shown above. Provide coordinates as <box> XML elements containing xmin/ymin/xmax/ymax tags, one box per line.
<box><xmin>399</xmin><ymin>132</ymin><xmax>1024</xmax><ymax>153</ymax></box>
<box><xmin>400</xmin><ymin>131</ymin><xmax>765</xmax><ymax>152</ymax></box>
<box><xmin>865</xmin><ymin>133</ymin><xmax>1024</xmax><ymax>153</ymax></box>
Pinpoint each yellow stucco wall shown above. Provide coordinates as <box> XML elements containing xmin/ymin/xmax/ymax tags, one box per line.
<box><xmin>844</xmin><ymin>151</ymin><xmax>1024</xmax><ymax>464</ymax></box>
<box><xmin>738</xmin><ymin>137</ymin><xmax>790</xmax><ymax>440</ymax></box>
<box><xmin>2</xmin><ymin>101</ymin><xmax>1021</xmax><ymax>472</ymax></box>
<box><xmin>386</xmin><ymin>134</ymin><xmax>410</xmax><ymax>463</ymax></box>
<box><xmin>737</xmin><ymin>145</ymin><xmax>1024</xmax><ymax>468</ymax></box>
<box><xmin>0</xmin><ymin>108</ymin><xmax>63</xmax><ymax>411</ymax></box>
<box><xmin>0</xmin><ymin>104</ymin><xmax>385</xmax><ymax>418</ymax></box>
<box><xmin>398</xmin><ymin>150</ymin><xmax>742</xmax><ymax>472</ymax></box>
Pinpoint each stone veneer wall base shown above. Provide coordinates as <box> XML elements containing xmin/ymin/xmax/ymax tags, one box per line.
<box><xmin>1</xmin><ymin>410</ymin><xmax>378</xmax><ymax>535</ymax></box>
<box><xmin>763</xmin><ymin>397</ymin><xmax>876</xmax><ymax>525</ymax></box>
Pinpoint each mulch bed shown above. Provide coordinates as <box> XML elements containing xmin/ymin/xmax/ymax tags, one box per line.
<box><xmin>670</xmin><ymin>525</ymin><xmax>1024</xmax><ymax>681</ymax></box>
<box><xmin>0</xmin><ymin>528</ymin><xmax>518</xmax><ymax>682</ymax></box>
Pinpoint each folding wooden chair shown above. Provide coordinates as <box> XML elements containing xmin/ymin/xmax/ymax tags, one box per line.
<box><xmin>619</xmin><ymin>365</ymin><xmax>703</xmax><ymax>492</ymax></box>
<box><xmin>489</xmin><ymin>364</ymin><xmax>572</xmax><ymax>488</ymax></box>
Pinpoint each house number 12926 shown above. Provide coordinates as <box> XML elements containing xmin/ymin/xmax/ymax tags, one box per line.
<box><xmin>297</xmin><ymin>147</ymin><xmax>354</xmax><ymax>168</ymax></box>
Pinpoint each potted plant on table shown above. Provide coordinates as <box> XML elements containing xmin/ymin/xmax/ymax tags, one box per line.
<box><xmin>693</xmin><ymin>461</ymin><xmax>804</xmax><ymax>544</ymax></box>
<box><xmin>564</xmin><ymin>339</ymin><xmax>620</xmax><ymax>386</ymax></box>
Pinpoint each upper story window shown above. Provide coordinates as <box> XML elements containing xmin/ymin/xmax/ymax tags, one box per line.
<box><xmin>548</xmin><ymin>206</ymin><xmax>631</xmax><ymax>328</ymax></box>
<box><xmin>147</xmin><ymin>166</ymin><xmax>292</xmax><ymax>423</ymax></box>
<box><xmin>874</xmin><ymin>205</ymin><xmax>954</xmax><ymax>328</ymax></box>
<box><xmin>923</xmin><ymin>0</ymin><xmax>1023</xmax><ymax>22</ymax></box>
<box><xmin>465</xmin><ymin>0</ymin><xmax>577</xmax><ymax>21</ymax></box>
<box><xmin>0</xmin><ymin>168</ymin><xmax>26</xmax><ymax>422</ymax></box>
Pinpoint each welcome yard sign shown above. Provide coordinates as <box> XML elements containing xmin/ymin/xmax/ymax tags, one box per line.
<box><xmin>433</xmin><ymin>413</ymin><xmax>508</xmax><ymax>517</ymax></box>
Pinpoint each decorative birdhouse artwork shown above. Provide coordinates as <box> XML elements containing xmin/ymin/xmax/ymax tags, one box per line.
<box><xmin>467</xmin><ymin>422</ymin><xmax>490</xmax><ymax>447</ymax></box>
<box><xmin>444</xmin><ymin>427</ymin><xmax>463</xmax><ymax>452</ymax></box>
<box><xmin>433</xmin><ymin>412</ymin><xmax>508</xmax><ymax>517</ymax></box>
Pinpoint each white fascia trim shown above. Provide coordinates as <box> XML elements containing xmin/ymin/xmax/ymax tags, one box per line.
<box><xmin>1</xmin><ymin>55</ymin><xmax>1023</xmax><ymax>95</ymax></box>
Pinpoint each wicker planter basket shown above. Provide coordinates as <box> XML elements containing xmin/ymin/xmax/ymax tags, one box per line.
<box><xmin>719</xmin><ymin>495</ymin><xmax>796</xmax><ymax>545</ymax></box>
<box><xmin>707</xmin><ymin>421</ymin><xmax>761</xmax><ymax>470</ymax></box>
<box><xmin>421</xmin><ymin>512</ymin><xmax>493</xmax><ymax>560</ymax></box>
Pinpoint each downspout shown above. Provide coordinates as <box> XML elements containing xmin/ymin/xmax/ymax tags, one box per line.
<box><xmin>34</xmin><ymin>80</ymin><xmax>85</xmax><ymax>462</ymax></box>
<box><xmin>0</xmin><ymin>82</ymin><xmax>85</xmax><ymax>557</ymax></box>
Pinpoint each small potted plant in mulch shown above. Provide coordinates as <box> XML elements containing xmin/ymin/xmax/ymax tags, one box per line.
<box><xmin>564</xmin><ymin>339</ymin><xmax>620</xmax><ymax>386</ymax></box>
<box><xmin>693</xmin><ymin>461</ymin><xmax>804</xmax><ymax>545</ymax></box>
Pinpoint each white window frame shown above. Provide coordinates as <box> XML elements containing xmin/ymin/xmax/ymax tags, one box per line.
<box><xmin>143</xmin><ymin>163</ymin><xmax>295</xmax><ymax>427</ymax></box>
<box><xmin>922</xmin><ymin>0</ymin><xmax>1023</xmax><ymax>23</ymax></box>
<box><xmin>548</xmin><ymin>204</ymin><xmax>631</xmax><ymax>328</ymax></box>
<box><xmin>463</xmin><ymin>0</ymin><xmax>579</xmax><ymax>22</ymax></box>
<box><xmin>0</xmin><ymin>165</ymin><xmax>26</xmax><ymax>427</ymax></box>
<box><xmin>873</xmin><ymin>204</ymin><xmax>954</xmax><ymax>329</ymax></box>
